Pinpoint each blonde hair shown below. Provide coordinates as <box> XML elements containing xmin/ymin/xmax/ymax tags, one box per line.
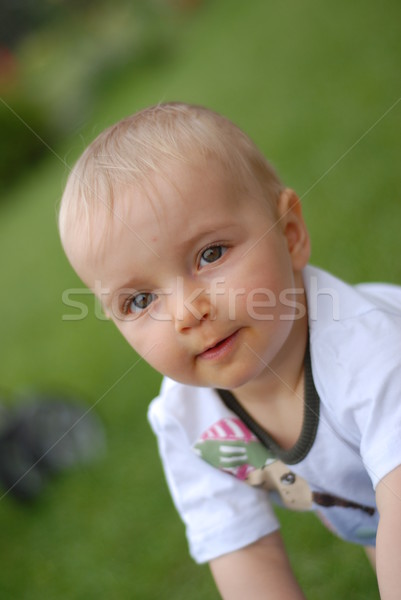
<box><xmin>58</xmin><ymin>102</ymin><xmax>284</xmax><ymax>242</ymax></box>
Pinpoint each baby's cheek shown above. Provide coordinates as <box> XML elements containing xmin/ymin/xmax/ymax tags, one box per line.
<box><xmin>127</xmin><ymin>322</ymin><xmax>177</xmax><ymax>375</ymax></box>
<box><xmin>225</xmin><ymin>274</ymin><xmax>278</xmax><ymax>321</ymax></box>
<box><xmin>114</xmin><ymin>319</ymin><xmax>154</xmax><ymax>357</ymax></box>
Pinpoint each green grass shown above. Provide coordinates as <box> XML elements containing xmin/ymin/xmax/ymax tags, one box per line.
<box><xmin>1</xmin><ymin>0</ymin><xmax>400</xmax><ymax>597</ymax></box>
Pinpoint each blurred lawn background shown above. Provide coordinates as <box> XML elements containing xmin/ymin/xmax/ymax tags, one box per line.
<box><xmin>1</xmin><ymin>0</ymin><xmax>400</xmax><ymax>597</ymax></box>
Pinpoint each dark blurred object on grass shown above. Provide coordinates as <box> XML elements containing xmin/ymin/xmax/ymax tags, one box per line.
<box><xmin>0</xmin><ymin>392</ymin><xmax>105</xmax><ymax>502</ymax></box>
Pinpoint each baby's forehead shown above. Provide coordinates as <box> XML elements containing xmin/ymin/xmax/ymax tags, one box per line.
<box><xmin>111</xmin><ymin>156</ymin><xmax>234</xmax><ymax>209</ymax></box>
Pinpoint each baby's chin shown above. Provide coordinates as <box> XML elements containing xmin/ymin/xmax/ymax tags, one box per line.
<box><xmin>165</xmin><ymin>371</ymin><xmax>253</xmax><ymax>392</ymax></box>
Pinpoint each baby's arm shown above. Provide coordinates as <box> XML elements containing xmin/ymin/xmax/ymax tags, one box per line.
<box><xmin>376</xmin><ymin>464</ymin><xmax>401</xmax><ymax>599</ymax></box>
<box><xmin>210</xmin><ymin>530</ymin><xmax>306</xmax><ymax>599</ymax></box>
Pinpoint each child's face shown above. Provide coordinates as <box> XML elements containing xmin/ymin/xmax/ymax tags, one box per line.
<box><xmin>68</xmin><ymin>159</ymin><xmax>310</xmax><ymax>393</ymax></box>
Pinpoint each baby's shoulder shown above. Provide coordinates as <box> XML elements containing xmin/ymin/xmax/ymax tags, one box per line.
<box><xmin>355</xmin><ymin>281</ymin><xmax>401</xmax><ymax>314</ymax></box>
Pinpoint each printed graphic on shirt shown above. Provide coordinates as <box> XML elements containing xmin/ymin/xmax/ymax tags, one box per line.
<box><xmin>193</xmin><ymin>417</ymin><xmax>312</xmax><ymax>511</ymax></box>
<box><xmin>193</xmin><ymin>417</ymin><xmax>376</xmax><ymax>517</ymax></box>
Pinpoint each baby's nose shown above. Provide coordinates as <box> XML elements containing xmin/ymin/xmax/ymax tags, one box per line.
<box><xmin>173</xmin><ymin>283</ymin><xmax>215</xmax><ymax>332</ymax></box>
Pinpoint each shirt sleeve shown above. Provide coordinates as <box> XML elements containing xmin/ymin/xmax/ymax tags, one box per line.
<box><xmin>148</xmin><ymin>388</ymin><xmax>279</xmax><ymax>564</ymax></box>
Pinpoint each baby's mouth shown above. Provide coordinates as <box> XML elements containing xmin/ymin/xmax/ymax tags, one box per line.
<box><xmin>197</xmin><ymin>330</ymin><xmax>240</xmax><ymax>360</ymax></box>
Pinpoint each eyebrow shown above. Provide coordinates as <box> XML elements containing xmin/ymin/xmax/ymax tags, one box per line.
<box><xmin>174</xmin><ymin>229</ymin><xmax>222</xmax><ymax>251</ymax></box>
<box><xmin>174</xmin><ymin>223</ymin><xmax>239</xmax><ymax>252</ymax></box>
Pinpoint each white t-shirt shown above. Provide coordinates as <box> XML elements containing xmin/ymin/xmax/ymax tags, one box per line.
<box><xmin>148</xmin><ymin>266</ymin><xmax>401</xmax><ymax>563</ymax></box>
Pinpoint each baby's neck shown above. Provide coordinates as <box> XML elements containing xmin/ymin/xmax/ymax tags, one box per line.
<box><xmin>232</xmin><ymin>318</ymin><xmax>308</xmax><ymax>450</ymax></box>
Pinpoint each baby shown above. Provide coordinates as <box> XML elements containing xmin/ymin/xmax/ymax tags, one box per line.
<box><xmin>59</xmin><ymin>102</ymin><xmax>401</xmax><ymax>599</ymax></box>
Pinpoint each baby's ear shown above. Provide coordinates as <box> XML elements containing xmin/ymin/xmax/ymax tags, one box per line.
<box><xmin>277</xmin><ymin>188</ymin><xmax>310</xmax><ymax>271</ymax></box>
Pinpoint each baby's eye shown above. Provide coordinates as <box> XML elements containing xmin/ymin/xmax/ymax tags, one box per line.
<box><xmin>199</xmin><ymin>245</ymin><xmax>227</xmax><ymax>267</ymax></box>
<box><xmin>125</xmin><ymin>292</ymin><xmax>156</xmax><ymax>314</ymax></box>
